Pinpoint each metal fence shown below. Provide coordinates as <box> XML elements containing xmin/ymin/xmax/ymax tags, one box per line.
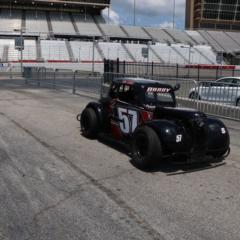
<box><xmin>103</xmin><ymin>72</ymin><xmax>240</xmax><ymax>121</ymax></box>
<box><xmin>1</xmin><ymin>67</ymin><xmax>240</xmax><ymax>121</ymax></box>
<box><xmin>104</xmin><ymin>60</ymin><xmax>239</xmax><ymax>81</ymax></box>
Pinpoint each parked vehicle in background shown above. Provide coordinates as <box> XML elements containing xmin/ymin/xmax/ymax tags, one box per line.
<box><xmin>78</xmin><ymin>78</ymin><xmax>230</xmax><ymax>169</ymax></box>
<box><xmin>189</xmin><ymin>77</ymin><xmax>240</xmax><ymax>106</ymax></box>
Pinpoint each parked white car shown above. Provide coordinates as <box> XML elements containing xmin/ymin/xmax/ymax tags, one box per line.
<box><xmin>189</xmin><ymin>77</ymin><xmax>240</xmax><ymax>106</ymax></box>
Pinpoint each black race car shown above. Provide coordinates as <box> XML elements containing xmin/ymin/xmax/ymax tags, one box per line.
<box><xmin>78</xmin><ymin>78</ymin><xmax>230</xmax><ymax>169</ymax></box>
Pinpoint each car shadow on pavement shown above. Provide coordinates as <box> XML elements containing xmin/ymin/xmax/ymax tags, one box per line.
<box><xmin>97</xmin><ymin>134</ymin><xmax>226</xmax><ymax>175</ymax></box>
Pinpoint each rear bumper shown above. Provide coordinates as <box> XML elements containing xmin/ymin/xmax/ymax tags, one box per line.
<box><xmin>170</xmin><ymin>147</ymin><xmax>230</xmax><ymax>164</ymax></box>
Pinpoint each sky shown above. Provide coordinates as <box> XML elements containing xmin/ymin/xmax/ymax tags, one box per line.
<box><xmin>102</xmin><ymin>0</ymin><xmax>186</xmax><ymax>29</ymax></box>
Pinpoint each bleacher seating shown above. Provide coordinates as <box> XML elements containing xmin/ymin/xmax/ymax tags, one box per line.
<box><xmin>121</xmin><ymin>26</ymin><xmax>150</xmax><ymax>40</ymax></box>
<box><xmin>0</xmin><ymin>9</ymin><xmax>22</xmax><ymax>33</ymax></box>
<box><xmin>164</xmin><ymin>29</ymin><xmax>196</xmax><ymax>45</ymax></box>
<box><xmin>207</xmin><ymin>31</ymin><xmax>240</xmax><ymax>53</ymax></box>
<box><xmin>98</xmin><ymin>42</ymin><xmax>132</xmax><ymax>61</ymax></box>
<box><xmin>194</xmin><ymin>45</ymin><xmax>218</xmax><ymax>64</ymax></box>
<box><xmin>25</xmin><ymin>11</ymin><xmax>48</xmax><ymax>34</ymax></box>
<box><xmin>98</xmin><ymin>24</ymin><xmax>127</xmax><ymax>38</ymax></box>
<box><xmin>70</xmin><ymin>41</ymin><xmax>102</xmax><ymax>61</ymax></box>
<box><xmin>73</xmin><ymin>13</ymin><xmax>102</xmax><ymax>36</ymax></box>
<box><xmin>50</xmin><ymin>12</ymin><xmax>75</xmax><ymax>35</ymax></box>
<box><xmin>198</xmin><ymin>30</ymin><xmax>225</xmax><ymax>53</ymax></box>
<box><xmin>125</xmin><ymin>43</ymin><xmax>162</xmax><ymax>63</ymax></box>
<box><xmin>185</xmin><ymin>31</ymin><xmax>208</xmax><ymax>45</ymax></box>
<box><xmin>144</xmin><ymin>28</ymin><xmax>175</xmax><ymax>44</ymax></box>
<box><xmin>0</xmin><ymin>42</ymin><xmax>4</xmax><ymax>60</ymax></box>
<box><xmin>171</xmin><ymin>44</ymin><xmax>212</xmax><ymax>64</ymax></box>
<box><xmin>225</xmin><ymin>32</ymin><xmax>240</xmax><ymax>47</ymax></box>
<box><xmin>41</xmin><ymin>40</ymin><xmax>69</xmax><ymax>61</ymax></box>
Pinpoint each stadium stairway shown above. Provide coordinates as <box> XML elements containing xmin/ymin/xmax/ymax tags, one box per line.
<box><xmin>121</xmin><ymin>43</ymin><xmax>136</xmax><ymax>61</ymax></box>
<box><xmin>95</xmin><ymin>42</ymin><xmax>105</xmax><ymax>60</ymax></box>
<box><xmin>69</xmin><ymin>12</ymin><xmax>80</xmax><ymax>35</ymax></box>
<box><xmin>170</xmin><ymin>45</ymin><xmax>188</xmax><ymax>63</ymax></box>
<box><xmin>194</xmin><ymin>47</ymin><xmax>215</xmax><ymax>64</ymax></box>
<box><xmin>65</xmin><ymin>40</ymin><xmax>75</xmax><ymax>62</ymax></box>
<box><xmin>46</xmin><ymin>11</ymin><xmax>53</xmax><ymax>37</ymax></box>
<box><xmin>92</xmin><ymin>16</ymin><xmax>104</xmax><ymax>36</ymax></box>
<box><xmin>148</xmin><ymin>45</ymin><xmax>164</xmax><ymax>63</ymax></box>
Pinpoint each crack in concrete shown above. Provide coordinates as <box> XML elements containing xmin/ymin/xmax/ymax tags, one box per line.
<box><xmin>0</xmin><ymin>111</ymin><xmax>166</xmax><ymax>240</ymax></box>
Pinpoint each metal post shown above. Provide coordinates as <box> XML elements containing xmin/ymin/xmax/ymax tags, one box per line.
<box><xmin>73</xmin><ymin>71</ymin><xmax>76</xmax><ymax>94</ymax></box>
<box><xmin>20</xmin><ymin>28</ymin><xmax>23</xmax><ymax>76</ymax></box>
<box><xmin>92</xmin><ymin>36</ymin><xmax>95</xmax><ymax>75</ymax></box>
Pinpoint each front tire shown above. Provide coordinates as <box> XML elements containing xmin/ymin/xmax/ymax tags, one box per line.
<box><xmin>132</xmin><ymin>126</ymin><xmax>162</xmax><ymax>169</ymax></box>
<box><xmin>80</xmin><ymin>108</ymin><xmax>99</xmax><ymax>139</ymax></box>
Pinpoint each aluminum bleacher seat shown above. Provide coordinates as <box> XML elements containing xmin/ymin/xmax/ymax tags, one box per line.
<box><xmin>73</xmin><ymin>13</ymin><xmax>102</xmax><ymax>37</ymax></box>
<box><xmin>70</xmin><ymin>41</ymin><xmax>102</xmax><ymax>61</ymax></box>
<box><xmin>194</xmin><ymin>45</ymin><xmax>218</xmax><ymax>64</ymax></box>
<box><xmin>207</xmin><ymin>31</ymin><xmax>240</xmax><ymax>53</ymax></box>
<box><xmin>151</xmin><ymin>43</ymin><xmax>185</xmax><ymax>64</ymax></box>
<box><xmin>121</xmin><ymin>26</ymin><xmax>150</xmax><ymax>40</ymax></box>
<box><xmin>41</xmin><ymin>40</ymin><xmax>69</xmax><ymax>61</ymax></box>
<box><xmin>124</xmin><ymin>43</ymin><xmax>161</xmax><ymax>63</ymax></box>
<box><xmin>99</xmin><ymin>24</ymin><xmax>127</xmax><ymax>38</ymax></box>
<box><xmin>143</xmin><ymin>27</ymin><xmax>174</xmax><ymax>44</ymax></box>
<box><xmin>50</xmin><ymin>12</ymin><xmax>75</xmax><ymax>35</ymax></box>
<box><xmin>172</xmin><ymin>44</ymin><xmax>212</xmax><ymax>64</ymax></box>
<box><xmin>25</xmin><ymin>11</ymin><xmax>49</xmax><ymax>34</ymax></box>
<box><xmin>0</xmin><ymin>9</ymin><xmax>22</xmax><ymax>33</ymax></box>
<box><xmin>225</xmin><ymin>32</ymin><xmax>240</xmax><ymax>47</ymax></box>
<box><xmin>98</xmin><ymin>42</ymin><xmax>132</xmax><ymax>61</ymax></box>
<box><xmin>164</xmin><ymin>29</ymin><xmax>196</xmax><ymax>45</ymax></box>
<box><xmin>198</xmin><ymin>30</ymin><xmax>225</xmax><ymax>53</ymax></box>
<box><xmin>185</xmin><ymin>30</ymin><xmax>208</xmax><ymax>45</ymax></box>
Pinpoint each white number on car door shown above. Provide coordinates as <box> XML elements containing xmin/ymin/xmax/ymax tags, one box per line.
<box><xmin>117</xmin><ymin>107</ymin><xmax>138</xmax><ymax>134</ymax></box>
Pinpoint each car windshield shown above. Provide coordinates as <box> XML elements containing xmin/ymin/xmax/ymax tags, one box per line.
<box><xmin>145</xmin><ymin>88</ymin><xmax>175</xmax><ymax>106</ymax></box>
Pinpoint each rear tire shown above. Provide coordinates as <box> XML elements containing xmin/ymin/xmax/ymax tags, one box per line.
<box><xmin>80</xmin><ymin>108</ymin><xmax>99</xmax><ymax>139</ymax></box>
<box><xmin>132</xmin><ymin>126</ymin><xmax>162</xmax><ymax>169</ymax></box>
<box><xmin>189</xmin><ymin>92</ymin><xmax>201</xmax><ymax>100</ymax></box>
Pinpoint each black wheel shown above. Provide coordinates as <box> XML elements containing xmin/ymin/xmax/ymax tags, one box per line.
<box><xmin>189</xmin><ymin>92</ymin><xmax>201</xmax><ymax>100</ymax></box>
<box><xmin>236</xmin><ymin>98</ymin><xmax>240</xmax><ymax>107</ymax></box>
<box><xmin>132</xmin><ymin>126</ymin><xmax>162</xmax><ymax>169</ymax></box>
<box><xmin>80</xmin><ymin>108</ymin><xmax>99</xmax><ymax>139</ymax></box>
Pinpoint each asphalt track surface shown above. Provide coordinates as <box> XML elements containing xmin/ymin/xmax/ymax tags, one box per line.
<box><xmin>0</xmin><ymin>80</ymin><xmax>240</xmax><ymax>240</ymax></box>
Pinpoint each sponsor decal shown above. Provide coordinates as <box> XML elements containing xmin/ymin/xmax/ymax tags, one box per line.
<box><xmin>147</xmin><ymin>87</ymin><xmax>171</xmax><ymax>93</ymax></box>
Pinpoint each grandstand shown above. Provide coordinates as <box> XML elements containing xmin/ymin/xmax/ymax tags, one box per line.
<box><xmin>0</xmin><ymin>0</ymin><xmax>240</xmax><ymax>69</ymax></box>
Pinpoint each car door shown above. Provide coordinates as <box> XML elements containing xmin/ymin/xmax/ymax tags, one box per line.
<box><xmin>217</xmin><ymin>78</ymin><xmax>235</xmax><ymax>104</ymax></box>
<box><xmin>110</xmin><ymin>84</ymin><xmax>140</xmax><ymax>139</ymax></box>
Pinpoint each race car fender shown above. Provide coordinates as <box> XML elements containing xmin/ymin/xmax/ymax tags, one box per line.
<box><xmin>206</xmin><ymin>117</ymin><xmax>230</xmax><ymax>151</ymax></box>
<box><xmin>85</xmin><ymin>102</ymin><xmax>105</xmax><ymax>127</ymax></box>
<box><xmin>144</xmin><ymin>120</ymin><xmax>191</xmax><ymax>155</ymax></box>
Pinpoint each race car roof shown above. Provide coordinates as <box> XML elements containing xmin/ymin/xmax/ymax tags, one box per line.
<box><xmin>113</xmin><ymin>77</ymin><xmax>173</xmax><ymax>87</ymax></box>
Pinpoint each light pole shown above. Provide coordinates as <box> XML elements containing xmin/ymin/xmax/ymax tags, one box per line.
<box><xmin>173</xmin><ymin>0</ymin><xmax>175</xmax><ymax>29</ymax></box>
<box><xmin>133</xmin><ymin>0</ymin><xmax>136</xmax><ymax>26</ymax></box>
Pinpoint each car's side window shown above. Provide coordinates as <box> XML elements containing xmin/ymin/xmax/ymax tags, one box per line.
<box><xmin>118</xmin><ymin>84</ymin><xmax>135</xmax><ymax>103</ymax></box>
<box><xmin>109</xmin><ymin>84</ymin><xmax>118</xmax><ymax>98</ymax></box>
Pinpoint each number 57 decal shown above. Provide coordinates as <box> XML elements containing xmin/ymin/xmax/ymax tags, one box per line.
<box><xmin>117</xmin><ymin>107</ymin><xmax>138</xmax><ymax>134</ymax></box>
